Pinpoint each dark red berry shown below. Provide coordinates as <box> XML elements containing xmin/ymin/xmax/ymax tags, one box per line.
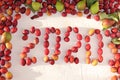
<box><xmin>73</xmin><ymin>27</ymin><xmax>79</xmax><ymax>33</ymax></box>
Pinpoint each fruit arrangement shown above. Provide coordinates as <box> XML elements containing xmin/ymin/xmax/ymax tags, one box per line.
<box><xmin>0</xmin><ymin>0</ymin><xmax>120</xmax><ymax>80</ymax></box>
<box><xmin>85</xmin><ymin>29</ymin><xmax>104</xmax><ymax>66</ymax></box>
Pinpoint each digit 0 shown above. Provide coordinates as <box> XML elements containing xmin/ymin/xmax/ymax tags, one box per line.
<box><xmin>85</xmin><ymin>28</ymin><xmax>104</xmax><ymax>66</ymax></box>
<box><xmin>43</xmin><ymin>27</ymin><xmax>61</xmax><ymax>65</ymax></box>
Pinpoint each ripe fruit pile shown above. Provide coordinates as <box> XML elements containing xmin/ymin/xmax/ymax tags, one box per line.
<box><xmin>0</xmin><ymin>0</ymin><xmax>120</xmax><ymax>80</ymax></box>
<box><xmin>0</xmin><ymin>32</ymin><xmax>13</xmax><ymax>79</ymax></box>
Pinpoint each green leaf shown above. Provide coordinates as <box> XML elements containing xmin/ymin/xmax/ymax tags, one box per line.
<box><xmin>112</xmin><ymin>38</ymin><xmax>120</xmax><ymax>45</ymax></box>
<box><xmin>99</xmin><ymin>12</ymin><xmax>109</xmax><ymax>20</ymax></box>
<box><xmin>112</xmin><ymin>41</ymin><xmax>120</xmax><ymax>45</ymax></box>
<box><xmin>108</xmin><ymin>13</ymin><xmax>119</xmax><ymax>22</ymax></box>
<box><xmin>99</xmin><ymin>12</ymin><xmax>119</xmax><ymax>22</ymax></box>
<box><xmin>102</xmin><ymin>28</ymin><xmax>108</xmax><ymax>31</ymax></box>
<box><xmin>90</xmin><ymin>1</ymin><xmax>99</xmax><ymax>14</ymax></box>
<box><xmin>117</xmin><ymin>11</ymin><xmax>120</xmax><ymax>20</ymax></box>
<box><xmin>86</xmin><ymin>0</ymin><xmax>97</xmax><ymax>8</ymax></box>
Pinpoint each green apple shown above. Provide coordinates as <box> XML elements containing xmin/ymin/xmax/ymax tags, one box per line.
<box><xmin>77</xmin><ymin>0</ymin><xmax>86</xmax><ymax>10</ymax></box>
<box><xmin>55</xmin><ymin>1</ymin><xmax>64</xmax><ymax>12</ymax></box>
<box><xmin>90</xmin><ymin>1</ymin><xmax>99</xmax><ymax>14</ymax></box>
<box><xmin>32</xmin><ymin>1</ymin><xmax>41</xmax><ymax>11</ymax></box>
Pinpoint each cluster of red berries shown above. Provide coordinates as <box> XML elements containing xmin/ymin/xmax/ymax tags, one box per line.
<box><xmin>0</xmin><ymin>0</ymin><xmax>120</xmax><ymax>80</ymax></box>
<box><xmin>99</xmin><ymin>0</ymin><xmax>120</xmax><ymax>14</ymax></box>
<box><xmin>0</xmin><ymin>40</ymin><xmax>13</xmax><ymax>79</ymax></box>
<box><xmin>20</xmin><ymin>26</ymin><xmax>41</xmax><ymax>66</ymax></box>
<box><xmin>105</xmin><ymin>27</ymin><xmax>120</xmax><ymax>80</ymax></box>
<box><xmin>43</xmin><ymin>27</ymin><xmax>61</xmax><ymax>65</ymax></box>
<box><xmin>64</xmin><ymin>26</ymin><xmax>82</xmax><ymax>64</ymax></box>
<box><xmin>85</xmin><ymin>29</ymin><xmax>104</xmax><ymax>66</ymax></box>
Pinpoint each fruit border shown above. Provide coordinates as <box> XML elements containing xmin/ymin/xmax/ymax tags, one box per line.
<box><xmin>0</xmin><ymin>0</ymin><xmax>120</xmax><ymax>80</ymax></box>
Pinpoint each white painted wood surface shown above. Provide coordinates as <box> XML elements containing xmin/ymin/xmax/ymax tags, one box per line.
<box><xmin>10</xmin><ymin>13</ymin><xmax>116</xmax><ymax>80</ymax></box>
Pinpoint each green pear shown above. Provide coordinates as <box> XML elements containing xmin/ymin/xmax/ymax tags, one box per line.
<box><xmin>55</xmin><ymin>1</ymin><xmax>64</xmax><ymax>12</ymax></box>
<box><xmin>102</xmin><ymin>19</ymin><xmax>115</xmax><ymax>30</ymax></box>
<box><xmin>32</xmin><ymin>1</ymin><xmax>41</xmax><ymax>11</ymax></box>
<box><xmin>1</xmin><ymin>32</ymin><xmax>12</xmax><ymax>43</ymax></box>
<box><xmin>77</xmin><ymin>0</ymin><xmax>86</xmax><ymax>10</ymax></box>
<box><xmin>90</xmin><ymin>1</ymin><xmax>99</xmax><ymax>14</ymax></box>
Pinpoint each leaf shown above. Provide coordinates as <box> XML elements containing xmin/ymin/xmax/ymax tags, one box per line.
<box><xmin>117</xmin><ymin>11</ymin><xmax>120</xmax><ymax>20</ymax></box>
<box><xmin>99</xmin><ymin>12</ymin><xmax>119</xmax><ymax>22</ymax></box>
<box><xmin>112</xmin><ymin>41</ymin><xmax>120</xmax><ymax>45</ymax></box>
<box><xmin>108</xmin><ymin>12</ymin><xmax>119</xmax><ymax>22</ymax></box>
<box><xmin>86</xmin><ymin>0</ymin><xmax>97</xmax><ymax>8</ymax></box>
<box><xmin>102</xmin><ymin>28</ymin><xmax>108</xmax><ymax>31</ymax></box>
<box><xmin>99</xmin><ymin>12</ymin><xmax>109</xmax><ymax>20</ymax></box>
<box><xmin>112</xmin><ymin>38</ymin><xmax>120</xmax><ymax>45</ymax></box>
<box><xmin>90</xmin><ymin>1</ymin><xmax>99</xmax><ymax>14</ymax></box>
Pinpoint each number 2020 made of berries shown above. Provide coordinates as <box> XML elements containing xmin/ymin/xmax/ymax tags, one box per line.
<box><xmin>19</xmin><ymin>26</ymin><xmax>105</xmax><ymax>66</ymax></box>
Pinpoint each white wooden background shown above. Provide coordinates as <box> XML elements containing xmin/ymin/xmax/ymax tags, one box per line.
<box><xmin>10</xmin><ymin>13</ymin><xmax>116</xmax><ymax>80</ymax></box>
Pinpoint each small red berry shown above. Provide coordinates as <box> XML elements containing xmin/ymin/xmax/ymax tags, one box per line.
<box><xmin>77</xmin><ymin>33</ymin><xmax>82</xmax><ymax>40</ymax></box>
<box><xmin>67</xmin><ymin>26</ymin><xmax>72</xmax><ymax>32</ymax></box>
<box><xmin>85</xmin><ymin>44</ymin><xmax>91</xmax><ymax>51</ymax></box>
<box><xmin>22</xmin><ymin>35</ymin><xmax>28</xmax><ymax>40</ymax></box>
<box><xmin>85</xmin><ymin>35</ymin><xmax>90</xmax><ymax>42</ymax></box>
<box><xmin>64</xmin><ymin>37</ymin><xmax>70</xmax><ymax>42</ymax></box>
<box><xmin>74</xmin><ymin>57</ymin><xmax>79</xmax><ymax>64</ymax></box>
<box><xmin>44</xmin><ymin>48</ymin><xmax>49</xmax><ymax>55</ymax></box>
<box><xmin>62</xmin><ymin>12</ymin><xmax>67</xmax><ymax>17</ymax></box>
<box><xmin>94</xmin><ymin>15</ymin><xmax>100</xmax><ymax>21</ymax></box>
<box><xmin>104</xmin><ymin>30</ymin><xmax>110</xmax><ymax>37</ymax></box>
<box><xmin>69</xmin><ymin>55</ymin><xmax>74</xmax><ymax>63</ymax></box>
<box><xmin>35</xmin><ymin>28</ymin><xmax>41</xmax><ymax>36</ymax></box>
<box><xmin>44</xmin><ymin>41</ymin><xmax>49</xmax><ymax>48</ymax></box>
<box><xmin>64</xmin><ymin>56</ymin><xmax>69</xmax><ymax>63</ymax></box>
<box><xmin>30</xmin><ymin>26</ymin><xmax>35</xmax><ymax>33</ymax></box>
<box><xmin>95</xmin><ymin>29</ymin><xmax>100</xmax><ymax>34</ymax></box>
<box><xmin>49</xmin><ymin>59</ymin><xmax>55</xmax><ymax>65</ymax></box>
<box><xmin>73</xmin><ymin>27</ymin><xmax>79</xmax><ymax>33</ymax></box>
